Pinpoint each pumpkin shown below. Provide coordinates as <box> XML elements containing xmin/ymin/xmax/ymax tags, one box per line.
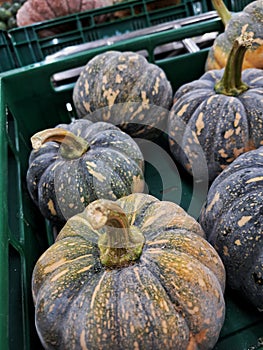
<box><xmin>72</xmin><ymin>50</ymin><xmax>173</xmax><ymax>138</ymax></box>
<box><xmin>199</xmin><ymin>146</ymin><xmax>263</xmax><ymax>311</ymax></box>
<box><xmin>32</xmin><ymin>193</ymin><xmax>226</xmax><ymax>350</ymax></box>
<box><xmin>205</xmin><ymin>0</ymin><xmax>263</xmax><ymax>71</ymax></box>
<box><xmin>26</xmin><ymin>118</ymin><xmax>144</xmax><ymax>225</ymax></box>
<box><xmin>168</xmin><ymin>31</ymin><xmax>263</xmax><ymax>182</ymax></box>
<box><xmin>16</xmin><ymin>0</ymin><xmax>113</xmax><ymax>37</ymax></box>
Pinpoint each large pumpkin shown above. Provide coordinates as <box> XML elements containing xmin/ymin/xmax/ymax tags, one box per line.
<box><xmin>26</xmin><ymin>119</ymin><xmax>144</xmax><ymax>224</ymax></box>
<box><xmin>199</xmin><ymin>146</ymin><xmax>263</xmax><ymax>311</ymax></box>
<box><xmin>168</xmin><ymin>32</ymin><xmax>263</xmax><ymax>182</ymax></box>
<box><xmin>205</xmin><ymin>0</ymin><xmax>263</xmax><ymax>71</ymax></box>
<box><xmin>32</xmin><ymin>193</ymin><xmax>226</xmax><ymax>350</ymax></box>
<box><xmin>72</xmin><ymin>50</ymin><xmax>173</xmax><ymax>138</ymax></box>
<box><xmin>16</xmin><ymin>0</ymin><xmax>113</xmax><ymax>37</ymax></box>
<box><xmin>16</xmin><ymin>0</ymin><xmax>114</xmax><ymax>25</ymax></box>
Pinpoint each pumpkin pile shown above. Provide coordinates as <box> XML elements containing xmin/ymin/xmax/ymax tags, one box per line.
<box><xmin>205</xmin><ymin>0</ymin><xmax>263</xmax><ymax>71</ymax></box>
<box><xmin>27</xmin><ymin>6</ymin><xmax>263</xmax><ymax>344</ymax></box>
<box><xmin>25</xmin><ymin>47</ymin><xmax>229</xmax><ymax>349</ymax></box>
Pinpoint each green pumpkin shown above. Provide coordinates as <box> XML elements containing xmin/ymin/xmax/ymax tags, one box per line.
<box><xmin>168</xmin><ymin>31</ymin><xmax>263</xmax><ymax>182</ymax></box>
<box><xmin>199</xmin><ymin>146</ymin><xmax>263</xmax><ymax>311</ymax></box>
<box><xmin>26</xmin><ymin>119</ymin><xmax>144</xmax><ymax>225</ymax></box>
<box><xmin>72</xmin><ymin>50</ymin><xmax>173</xmax><ymax>138</ymax></box>
<box><xmin>32</xmin><ymin>193</ymin><xmax>225</xmax><ymax>350</ymax></box>
<box><xmin>205</xmin><ymin>0</ymin><xmax>263</xmax><ymax>71</ymax></box>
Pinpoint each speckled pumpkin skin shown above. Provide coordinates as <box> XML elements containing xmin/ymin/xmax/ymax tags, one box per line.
<box><xmin>26</xmin><ymin>119</ymin><xmax>144</xmax><ymax>224</ymax></box>
<box><xmin>72</xmin><ymin>51</ymin><xmax>173</xmax><ymax>138</ymax></box>
<box><xmin>32</xmin><ymin>193</ymin><xmax>225</xmax><ymax>350</ymax></box>
<box><xmin>199</xmin><ymin>147</ymin><xmax>263</xmax><ymax>311</ymax></box>
<box><xmin>168</xmin><ymin>68</ymin><xmax>263</xmax><ymax>182</ymax></box>
<box><xmin>206</xmin><ymin>1</ymin><xmax>263</xmax><ymax>71</ymax></box>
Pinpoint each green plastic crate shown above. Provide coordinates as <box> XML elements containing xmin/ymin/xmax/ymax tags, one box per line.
<box><xmin>0</xmin><ymin>16</ymin><xmax>262</xmax><ymax>350</ymax></box>
<box><xmin>8</xmin><ymin>0</ymin><xmax>209</xmax><ymax>67</ymax></box>
<box><xmin>0</xmin><ymin>30</ymin><xmax>17</xmax><ymax>72</ymax></box>
<box><xmin>225</xmin><ymin>0</ymin><xmax>255</xmax><ymax>12</ymax></box>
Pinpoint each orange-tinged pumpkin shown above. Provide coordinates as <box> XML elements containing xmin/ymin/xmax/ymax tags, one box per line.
<box><xmin>205</xmin><ymin>0</ymin><xmax>263</xmax><ymax>71</ymax></box>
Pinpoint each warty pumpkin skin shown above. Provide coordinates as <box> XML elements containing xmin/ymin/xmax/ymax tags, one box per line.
<box><xmin>72</xmin><ymin>50</ymin><xmax>173</xmax><ymax>138</ymax></box>
<box><xmin>16</xmin><ymin>0</ymin><xmax>113</xmax><ymax>37</ymax></box>
<box><xmin>16</xmin><ymin>0</ymin><xmax>114</xmax><ymax>25</ymax></box>
<box><xmin>32</xmin><ymin>193</ymin><xmax>226</xmax><ymax>350</ymax></box>
<box><xmin>168</xmin><ymin>32</ymin><xmax>263</xmax><ymax>182</ymax></box>
<box><xmin>205</xmin><ymin>0</ymin><xmax>263</xmax><ymax>71</ymax></box>
<box><xmin>199</xmin><ymin>146</ymin><xmax>263</xmax><ymax>311</ymax></box>
<box><xmin>26</xmin><ymin>119</ymin><xmax>144</xmax><ymax>225</ymax></box>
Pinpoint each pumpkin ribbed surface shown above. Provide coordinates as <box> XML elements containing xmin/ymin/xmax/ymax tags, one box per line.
<box><xmin>26</xmin><ymin>119</ymin><xmax>144</xmax><ymax>224</ymax></box>
<box><xmin>168</xmin><ymin>32</ymin><xmax>263</xmax><ymax>182</ymax></box>
<box><xmin>205</xmin><ymin>0</ymin><xmax>263</xmax><ymax>70</ymax></box>
<box><xmin>72</xmin><ymin>50</ymin><xmax>173</xmax><ymax>138</ymax></box>
<box><xmin>199</xmin><ymin>147</ymin><xmax>263</xmax><ymax>311</ymax></box>
<box><xmin>32</xmin><ymin>193</ymin><xmax>225</xmax><ymax>350</ymax></box>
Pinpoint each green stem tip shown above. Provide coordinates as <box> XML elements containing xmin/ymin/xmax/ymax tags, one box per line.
<box><xmin>85</xmin><ymin>199</ymin><xmax>145</xmax><ymax>268</ymax></box>
<box><xmin>214</xmin><ymin>30</ymin><xmax>254</xmax><ymax>96</ymax></box>
<box><xmin>212</xmin><ymin>0</ymin><xmax>232</xmax><ymax>26</ymax></box>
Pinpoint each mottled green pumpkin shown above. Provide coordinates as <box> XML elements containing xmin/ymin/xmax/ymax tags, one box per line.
<box><xmin>72</xmin><ymin>50</ymin><xmax>173</xmax><ymax>138</ymax></box>
<box><xmin>205</xmin><ymin>0</ymin><xmax>263</xmax><ymax>71</ymax></box>
<box><xmin>168</xmin><ymin>32</ymin><xmax>263</xmax><ymax>182</ymax></box>
<box><xmin>26</xmin><ymin>119</ymin><xmax>144</xmax><ymax>225</ymax></box>
<box><xmin>32</xmin><ymin>193</ymin><xmax>225</xmax><ymax>350</ymax></box>
<box><xmin>199</xmin><ymin>146</ymin><xmax>263</xmax><ymax>311</ymax></box>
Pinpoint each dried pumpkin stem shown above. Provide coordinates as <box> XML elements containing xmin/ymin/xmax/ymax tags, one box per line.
<box><xmin>31</xmin><ymin>128</ymin><xmax>89</xmax><ymax>159</ymax></box>
<box><xmin>85</xmin><ymin>199</ymin><xmax>145</xmax><ymax>268</ymax></box>
<box><xmin>211</xmin><ymin>0</ymin><xmax>232</xmax><ymax>26</ymax></box>
<box><xmin>214</xmin><ymin>32</ymin><xmax>253</xmax><ymax>96</ymax></box>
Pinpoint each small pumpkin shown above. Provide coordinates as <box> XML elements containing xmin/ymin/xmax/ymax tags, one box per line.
<box><xmin>72</xmin><ymin>50</ymin><xmax>173</xmax><ymax>138</ymax></box>
<box><xmin>168</xmin><ymin>31</ymin><xmax>263</xmax><ymax>182</ymax></box>
<box><xmin>32</xmin><ymin>193</ymin><xmax>226</xmax><ymax>350</ymax></box>
<box><xmin>16</xmin><ymin>0</ymin><xmax>113</xmax><ymax>37</ymax></box>
<box><xmin>205</xmin><ymin>0</ymin><xmax>263</xmax><ymax>71</ymax></box>
<box><xmin>199</xmin><ymin>146</ymin><xmax>263</xmax><ymax>311</ymax></box>
<box><xmin>26</xmin><ymin>118</ymin><xmax>144</xmax><ymax>225</ymax></box>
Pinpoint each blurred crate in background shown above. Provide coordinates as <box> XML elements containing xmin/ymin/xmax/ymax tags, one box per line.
<box><xmin>0</xmin><ymin>0</ymin><xmax>256</xmax><ymax>72</ymax></box>
<box><xmin>0</xmin><ymin>29</ymin><xmax>17</xmax><ymax>72</ymax></box>
<box><xmin>8</xmin><ymin>0</ymin><xmax>210</xmax><ymax>66</ymax></box>
<box><xmin>225</xmin><ymin>0</ymin><xmax>255</xmax><ymax>11</ymax></box>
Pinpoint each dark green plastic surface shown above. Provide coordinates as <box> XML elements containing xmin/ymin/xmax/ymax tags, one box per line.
<box><xmin>0</xmin><ymin>16</ymin><xmax>262</xmax><ymax>350</ymax></box>
<box><xmin>225</xmin><ymin>0</ymin><xmax>255</xmax><ymax>12</ymax></box>
<box><xmin>0</xmin><ymin>30</ymin><xmax>17</xmax><ymax>72</ymax></box>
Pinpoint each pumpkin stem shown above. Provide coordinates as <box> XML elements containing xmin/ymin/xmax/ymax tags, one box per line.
<box><xmin>85</xmin><ymin>199</ymin><xmax>145</xmax><ymax>268</ymax></box>
<box><xmin>31</xmin><ymin>128</ymin><xmax>89</xmax><ymax>159</ymax></box>
<box><xmin>211</xmin><ymin>0</ymin><xmax>231</xmax><ymax>26</ymax></box>
<box><xmin>214</xmin><ymin>31</ymin><xmax>254</xmax><ymax>96</ymax></box>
